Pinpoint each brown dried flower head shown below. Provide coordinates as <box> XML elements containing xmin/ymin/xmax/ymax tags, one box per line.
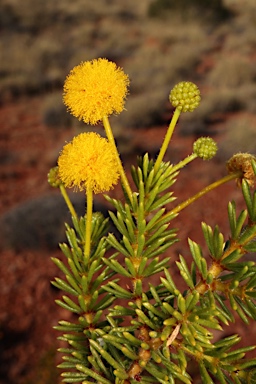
<box><xmin>226</xmin><ymin>153</ymin><xmax>256</xmax><ymax>187</ymax></box>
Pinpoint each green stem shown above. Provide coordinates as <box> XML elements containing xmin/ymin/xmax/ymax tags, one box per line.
<box><xmin>170</xmin><ymin>172</ymin><xmax>242</xmax><ymax>216</ymax></box>
<box><xmin>172</xmin><ymin>339</ymin><xmax>216</xmax><ymax>365</ymax></box>
<box><xmin>84</xmin><ymin>187</ymin><xmax>93</xmax><ymax>261</ymax></box>
<box><xmin>196</xmin><ymin>261</ymin><xmax>245</xmax><ymax>296</ymax></box>
<box><xmin>60</xmin><ymin>184</ymin><xmax>77</xmax><ymax>218</ymax></box>
<box><xmin>154</xmin><ymin>108</ymin><xmax>181</xmax><ymax>172</ymax></box>
<box><xmin>171</xmin><ymin>153</ymin><xmax>198</xmax><ymax>174</ymax></box>
<box><xmin>102</xmin><ymin>115</ymin><xmax>133</xmax><ymax>203</ymax></box>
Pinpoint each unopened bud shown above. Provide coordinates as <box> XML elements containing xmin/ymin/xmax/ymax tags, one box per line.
<box><xmin>48</xmin><ymin>166</ymin><xmax>62</xmax><ymax>188</ymax></box>
<box><xmin>169</xmin><ymin>81</ymin><xmax>201</xmax><ymax>112</ymax></box>
<box><xmin>193</xmin><ymin>137</ymin><xmax>218</xmax><ymax>160</ymax></box>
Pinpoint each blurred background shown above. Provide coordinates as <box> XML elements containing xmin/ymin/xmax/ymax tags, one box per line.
<box><xmin>0</xmin><ymin>0</ymin><xmax>256</xmax><ymax>383</ymax></box>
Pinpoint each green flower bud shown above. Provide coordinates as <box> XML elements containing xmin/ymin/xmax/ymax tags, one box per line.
<box><xmin>169</xmin><ymin>81</ymin><xmax>201</xmax><ymax>112</ymax></box>
<box><xmin>48</xmin><ymin>166</ymin><xmax>62</xmax><ymax>188</ymax></box>
<box><xmin>193</xmin><ymin>137</ymin><xmax>218</xmax><ymax>160</ymax></box>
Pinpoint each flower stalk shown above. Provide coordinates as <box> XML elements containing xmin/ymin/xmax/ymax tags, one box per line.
<box><xmin>170</xmin><ymin>152</ymin><xmax>198</xmax><ymax>174</ymax></box>
<box><xmin>154</xmin><ymin>108</ymin><xmax>181</xmax><ymax>172</ymax></box>
<box><xmin>59</xmin><ymin>184</ymin><xmax>77</xmax><ymax>219</ymax></box>
<box><xmin>170</xmin><ymin>171</ymin><xmax>242</xmax><ymax>216</ymax></box>
<box><xmin>102</xmin><ymin>115</ymin><xmax>133</xmax><ymax>203</ymax></box>
<box><xmin>84</xmin><ymin>188</ymin><xmax>93</xmax><ymax>261</ymax></box>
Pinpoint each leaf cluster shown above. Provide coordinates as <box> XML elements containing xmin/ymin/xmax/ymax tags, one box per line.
<box><xmin>53</xmin><ymin>156</ymin><xmax>256</xmax><ymax>383</ymax></box>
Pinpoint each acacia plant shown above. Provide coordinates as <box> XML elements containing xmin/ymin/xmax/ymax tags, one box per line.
<box><xmin>48</xmin><ymin>58</ymin><xmax>256</xmax><ymax>383</ymax></box>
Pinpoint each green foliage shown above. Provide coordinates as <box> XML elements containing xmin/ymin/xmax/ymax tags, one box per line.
<box><xmin>52</xmin><ymin>151</ymin><xmax>256</xmax><ymax>382</ymax></box>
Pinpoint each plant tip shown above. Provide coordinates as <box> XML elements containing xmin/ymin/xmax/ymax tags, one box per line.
<box><xmin>193</xmin><ymin>137</ymin><xmax>218</xmax><ymax>160</ymax></box>
<box><xmin>169</xmin><ymin>81</ymin><xmax>201</xmax><ymax>112</ymax></box>
<box><xmin>48</xmin><ymin>166</ymin><xmax>62</xmax><ymax>188</ymax></box>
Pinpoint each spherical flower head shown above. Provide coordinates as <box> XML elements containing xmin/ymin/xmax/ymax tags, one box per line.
<box><xmin>48</xmin><ymin>166</ymin><xmax>62</xmax><ymax>188</ymax></box>
<box><xmin>226</xmin><ymin>153</ymin><xmax>256</xmax><ymax>187</ymax></box>
<box><xmin>63</xmin><ymin>58</ymin><xmax>129</xmax><ymax>125</ymax></box>
<box><xmin>193</xmin><ymin>137</ymin><xmax>218</xmax><ymax>160</ymax></box>
<box><xmin>169</xmin><ymin>81</ymin><xmax>201</xmax><ymax>112</ymax></box>
<box><xmin>58</xmin><ymin>132</ymin><xmax>120</xmax><ymax>193</ymax></box>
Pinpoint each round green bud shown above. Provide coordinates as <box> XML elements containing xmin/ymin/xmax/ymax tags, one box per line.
<box><xmin>169</xmin><ymin>81</ymin><xmax>201</xmax><ymax>112</ymax></box>
<box><xmin>193</xmin><ymin>137</ymin><xmax>218</xmax><ymax>160</ymax></box>
<box><xmin>47</xmin><ymin>166</ymin><xmax>62</xmax><ymax>188</ymax></box>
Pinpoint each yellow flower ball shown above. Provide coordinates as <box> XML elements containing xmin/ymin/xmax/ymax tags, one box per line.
<box><xmin>58</xmin><ymin>132</ymin><xmax>120</xmax><ymax>193</ymax></box>
<box><xmin>63</xmin><ymin>58</ymin><xmax>129</xmax><ymax>125</ymax></box>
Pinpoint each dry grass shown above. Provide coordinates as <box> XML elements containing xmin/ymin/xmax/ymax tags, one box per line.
<box><xmin>115</xmin><ymin>88</ymin><xmax>169</xmax><ymax>130</ymax></box>
<box><xmin>207</xmin><ymin>55</ymin><xmax>256</xmax><ymax>88</ymax></box>
<box><xmin>1</xmin><ymin>0</ymin><xmax>256</xmax><ymax>130</ymax></box>
<box><xmin>147</xmin><ymin>0</ymin><xmax>234</xmax><ymax>23</ymax></box>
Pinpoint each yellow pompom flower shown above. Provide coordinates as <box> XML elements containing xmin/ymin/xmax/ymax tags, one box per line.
<box><xmin>63</xmin><ymin>58</ymin><xmax>129</xmax><ymax>125</ymax></box>
<box><xmin>58</xmin><ymin>132</ymin><xmax>120</xmax><ymax>193</ymax></box>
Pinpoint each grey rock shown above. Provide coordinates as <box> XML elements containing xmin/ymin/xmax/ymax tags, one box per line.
<box><xmin>0</xmin><ymin>194</ymin><xmax>111</xmax><ymax>250</ymax></box>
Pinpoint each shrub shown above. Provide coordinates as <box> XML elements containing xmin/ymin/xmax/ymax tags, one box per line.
<box><xmin>148</xmin><ymin>0</ymin><xmax>233</xmax><ymax>24</ymax></box>
<box><xmin>217</xmin><ymin>115</ymin><xmax>256</xmax><ymax>161</ymax></box>
<box><xmin>207</xmin><ymin>56</ymin><xmax>256</xmax><ymax>88</ymax></box>
<box><xmin>115</xmin><ymin>89</ymin><xmax>169</xmax><ymax>130</ymax></box>
<box><xmin>179</xmin><ymin>88</ymin><xmax>246</xmax><ymax>136</ymax></box>
<box><xmin>49</xmin><ymin>59</ymin><xmax>256</xmax><ymax>383</ymax></box>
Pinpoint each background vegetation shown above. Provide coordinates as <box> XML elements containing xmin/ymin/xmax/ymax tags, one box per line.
<box><xmin>1</xmin><ymin>0</ymin><xmax>256</xmax><ymax>156</ymax></box>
